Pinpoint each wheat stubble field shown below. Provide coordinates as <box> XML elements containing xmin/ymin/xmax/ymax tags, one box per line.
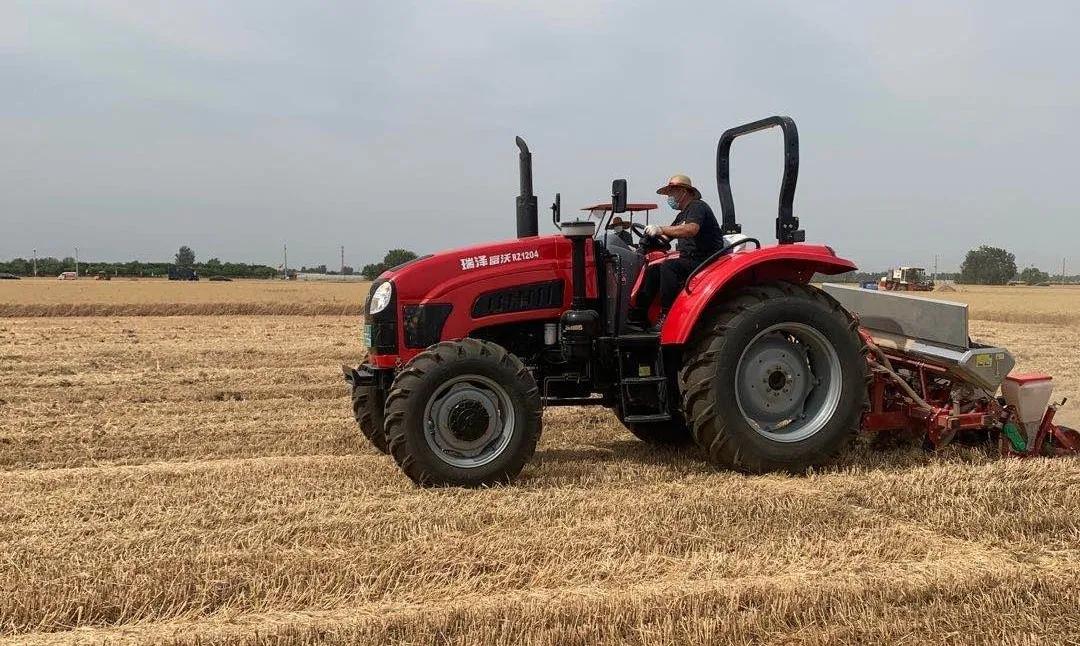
<box><xmin>2</xmin><ymin>280</ymin><xmax>1080</xmax><ymax>645</ymax></box>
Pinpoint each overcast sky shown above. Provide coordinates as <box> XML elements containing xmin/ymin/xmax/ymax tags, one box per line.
<box><xmin>2</xmin><ymin>1</ymin><xmax>1077</xmax><ymax>272</ymax></box>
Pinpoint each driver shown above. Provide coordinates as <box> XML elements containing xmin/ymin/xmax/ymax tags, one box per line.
<box><xmin>628</xmin><ymin>174</ymin><xmax>722</xmax><ymax>331</ymax></box>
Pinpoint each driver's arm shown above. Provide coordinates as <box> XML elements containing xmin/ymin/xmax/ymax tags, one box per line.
<box><xmin>659</xmin><ymin>221</ymin><xmax>700</xmax><ymax>239</ymax></box>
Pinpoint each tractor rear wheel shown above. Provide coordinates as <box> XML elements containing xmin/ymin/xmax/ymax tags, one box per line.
<box><xmin>350</xmin><ymin>357</ymin><xmax>388</xmax><ymax>454</ymax></box>
<box><xmin>384</xmin><ymin>338</ymin><xmax>542</xmax><ymax>487</ymax></box>
<box><xmin>679</xmin><ymin>282</ymin><xmax>867</xmax><ymax>473</ymax></box>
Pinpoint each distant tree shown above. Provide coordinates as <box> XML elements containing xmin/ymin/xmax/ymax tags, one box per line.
<box><xmin>342</xmin><ymin>265</ymin><xmax>354</xmax><ymax>276</ymax></box>
<box><xmin>175</xmin><ymin>246</ymin><xmax>196</xmax><ymax>267</ymax></box>
<box><xmin>383</xmin><ymin>249</ymin><xmax>418</xmax><ymax>270</ymax></box>
<box><xmin>5</xmin><ymin>258</ymin><xmax>29</xmax><ymax>275</ymax></box>
<box><xmin>959</xmin><ymin>246</ymin><xmax>1016</xmax><ymax>285</ymax></box>
<box><xmin>204</xmin><ymin>257</ymin><xmax>222</xmax><ymax>272</ymax></box>
<box><xmin>358</xmin><ymin>249</ymin><xmax>419</xmax><ymax>281</ymax></box>
<box><xmin>360</xmin><ymin>263</ymin><xmax>384</xmax><ymax>280</ymax></box>
<box><xmin>1018</xmin><ymin>266</ymin><xmax>1050</xmax><ymax>285</ymax></box>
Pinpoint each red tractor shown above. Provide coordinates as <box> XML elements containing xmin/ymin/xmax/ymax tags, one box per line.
<box><xmin>345</xmin><ymin>116</ymin><xmax>1079</xmax><ymax>486</ymax></box>
<box><xmin>346</xmin><ymin>116</ymin><xmax>869</xmax><ymax>485</ymax></box>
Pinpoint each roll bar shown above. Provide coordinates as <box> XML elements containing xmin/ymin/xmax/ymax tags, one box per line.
<box><xmin>716</xmin><ymin>116</ymin><xmax>804</xmax><ymax>244</ymax></box>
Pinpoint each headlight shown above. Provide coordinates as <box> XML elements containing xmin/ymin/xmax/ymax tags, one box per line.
<box><xmin>368</xmin><ymin>281</ymin><xmax>393</xmax><ymax>315</ymax></box>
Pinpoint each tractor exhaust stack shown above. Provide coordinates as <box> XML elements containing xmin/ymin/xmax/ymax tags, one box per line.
<box><xmin>515</xmin><ymin>136</ymin><xmax>539</xmax><ymax>238</ymax></box>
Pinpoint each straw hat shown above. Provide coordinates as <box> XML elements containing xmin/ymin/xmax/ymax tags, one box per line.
<box><xmin>656</xmin><ymin>174</ymin><xmax>701</xmax><ymax>199</ymax></box>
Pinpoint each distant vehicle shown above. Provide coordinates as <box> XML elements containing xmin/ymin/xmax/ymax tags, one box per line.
<box><xmin>168</xmin><ymin>266</ymin><xmax>199</xmax><ymax>281</ymax></box>
<box><xmin>879</xmin><ymin>266</ymin><xmax>934</xmax><ymax>291</ymax></box>
<box><xmin>96</xmin><ymin>272</ymin><xmax>111</xmax><ymax>281</ymax></box>
<box><xmin>208</xmin><ymin>275</ymin><xmax>232</xmax><ymax>282</ymax></box>
<box><xmin>57</xmin><ymin>271</ymin><xmax>77</xmax><ymax>280</ymax></box>
<box><xmin>0</xmin><ymin>272</ymin><xmax>20</xmax><ymax>280</ymax></box>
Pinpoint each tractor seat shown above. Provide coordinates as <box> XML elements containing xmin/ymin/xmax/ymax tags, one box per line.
<box><xmin>721</xmin><ymin>233</ymin><xmax>753</xmax><ymax>253</ymax></box>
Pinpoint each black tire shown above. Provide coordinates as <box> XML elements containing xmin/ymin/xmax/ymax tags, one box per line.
<box><xmin>384</xmin><ymin>338</ymin><xmax>542</xmax><ymax>487</ymax></box>
<box><xmin>615</xmin><ymin>407</ymin><xmax>692</xmax><ymax>445</ymax></box>
<box><xmin>351</xmin><ymin>364</ymin><xmax>389</xmax><ymax>454</ymax></box>
<box><xmin>679</xmin><ymin>282</ymin><xmax>867</xmax><ymax>473</ymax></box>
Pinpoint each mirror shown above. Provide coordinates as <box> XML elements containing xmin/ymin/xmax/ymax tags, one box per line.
<box><xmin>611</xmin><ymin>179</ymin><xmax>627</xmax><ymax>214</ymax></box>
<box><xmin>550</xmin><ymin>192</ymin><xmax>561</xmax><ymax>228</ymax></box>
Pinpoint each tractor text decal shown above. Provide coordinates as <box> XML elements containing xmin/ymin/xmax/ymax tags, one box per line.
<box><xmin>459</xmin><ymin>249</ymin><xmax>540</xmax><ymax>271</ymax></box>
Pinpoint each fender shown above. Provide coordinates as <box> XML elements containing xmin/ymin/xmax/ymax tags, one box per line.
<box><xmin>659</xmin><ymin>244</ymin><xmax>856</xmax><ymax>345</ymax></box>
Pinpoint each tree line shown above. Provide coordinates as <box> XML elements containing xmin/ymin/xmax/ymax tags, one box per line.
<box><xmin>0</xmin><ymin>245</ymin><xmax>422</xmax><ymax>280</ymax></box>
<box><xmin>824</xmin><ymin>270</ymin><xmax>959</xmax><ymax>284</ymax></box>
<box><xmin>3</xmin><ymin>244</ymin><xmax>1062</xmax><ymax>285</ymax></box>
<box><xmin>297</xmin><ymin>264</ymin><xmax>356</xmax><ymax>276</ymax></box>
<box><xmin>817</xmin><ymin>246</ymin><xmax>1063</xmax><ymax>286</ymax></box>
<box><xmin>0</xmin><ymin>245</ymin><xmax>277</xmax><ymax>278</ymax></box>
<box><xmin>0</xmin><ymin>257</ymin><xmax>279</xmax><ymax>279</ymax></box>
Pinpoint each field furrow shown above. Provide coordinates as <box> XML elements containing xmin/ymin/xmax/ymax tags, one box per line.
<box><xmin>5</xmin><ymin>451</ymin><xmax>1077</xmax><ymax>637</ymax></box>
<box><xmin>9</xmin><ymin>564</ymin><xmax>1080</xmax><ymax>646</ymax></box>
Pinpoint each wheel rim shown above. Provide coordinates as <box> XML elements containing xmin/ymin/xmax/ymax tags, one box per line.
<box><xmin>734</xmin><ymin>322</ymin><xmax>842</xmax><ymax>443</ymax></box>
<box><xmin>423</xmin><ymin>374</ymin><xmax>515</xmax><ymax>468</ymax></box>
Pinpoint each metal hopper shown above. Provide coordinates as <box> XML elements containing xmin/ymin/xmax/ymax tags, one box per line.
<box><xmin>821</xmin><ymin>284</ymin><xmax>1014</xmax><ymax>392</ymax></box>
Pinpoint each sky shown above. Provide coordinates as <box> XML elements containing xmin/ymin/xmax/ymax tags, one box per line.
<box><xmin>1</xmin><ymin>1</ymin><xmax>1077</xmax><ymax>272</ymax></box>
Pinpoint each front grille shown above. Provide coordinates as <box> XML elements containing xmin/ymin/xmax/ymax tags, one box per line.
<box><xmin>403</xmin><ymin>304</ymin><xmax>453</xmax><ymax>349</ymax></box>
<box><xmin>471</xmin><ymin>280</ymin><xmax>564</xmax><ymax>318</ymax></box>
<box><xmin>368</xmin><ymin>318</ymin><xmax>397</xmax><ymax>354</ymax></box>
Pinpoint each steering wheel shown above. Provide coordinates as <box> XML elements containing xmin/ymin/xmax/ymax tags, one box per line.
<box><xmin>629</xmin><ymin>222</ymin><xmax>672</xmax><ymax>252</ymax></box>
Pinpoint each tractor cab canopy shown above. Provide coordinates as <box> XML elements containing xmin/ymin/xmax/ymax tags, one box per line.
<box><xmin>581</xmin><ymin>202</ymin><xmax>658</xmax><ymax>237</ymax></box>
<box><xmin>580</xmin><ymin>202</ymin><xmax>658</xmax><ymax>215</ymax></box>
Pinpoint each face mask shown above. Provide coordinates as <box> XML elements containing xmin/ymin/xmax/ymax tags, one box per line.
<box><xmin>666</xmin><ymin>195</ymin><xmax>680</xmax><ymax>210</ymax></box>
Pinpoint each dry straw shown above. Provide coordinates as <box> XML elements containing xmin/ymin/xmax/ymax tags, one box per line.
<box><xmin>2</xmin><ymin>284</ymin><xmax>1079</xmax><ymax>645</ymax></box>
<box><xmin>0</xmin><ymin>278</ymin><xmax>369</xmax><ymax>317</ymax></box>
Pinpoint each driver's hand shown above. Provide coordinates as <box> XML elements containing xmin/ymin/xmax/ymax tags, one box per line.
<box><xmin>644</xmin><ymin>224</ymin><xmax>663</xmax><ymax>237</ymax></box>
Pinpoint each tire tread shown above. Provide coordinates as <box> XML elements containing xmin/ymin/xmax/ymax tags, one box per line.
<box><xmin>384</xmin><ymin>339</ymin><xmax>542</xmax><ymax>486</ymax></box>
<box><xmin>351</xmin><ymin>354</ymin><xmax>389</xmax><ymax>454</ymax></box>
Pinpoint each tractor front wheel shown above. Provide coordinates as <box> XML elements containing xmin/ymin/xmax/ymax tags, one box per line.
<box><xmin>350</xmin><ymin>356</ymin><xmax>389</xmax><ymax>454</ymax></box>
<box><xmin>384</xmin><ymin>339</ymin><xmax>542</xmax><ymax>486</ymax></box>
<box><xmin>679</xmin><ymin>282</ymin><xmax>867</xmax><ymax>473</ymax></box>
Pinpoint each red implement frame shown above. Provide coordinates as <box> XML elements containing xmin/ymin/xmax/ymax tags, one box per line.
<box><xmin>862</xmin><ymin>346</ymin><xmax>997</xmax><ymax>447</ymax></box>
<box><xmin>860</xmin><ymin>331</ymin><xmax>1080</xmax><ymax>457</ymax></box>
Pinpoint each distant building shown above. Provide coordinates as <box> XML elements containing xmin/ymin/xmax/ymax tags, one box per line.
<box><xmin>296</xmin><ymin>272</ymin><xmax>368</xmax><ymax>282</ymax></box>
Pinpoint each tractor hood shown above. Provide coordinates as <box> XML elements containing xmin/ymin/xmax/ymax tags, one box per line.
<box><xmin>378</xmin><ymin>234</ymin><xmax>580</xmax><ymax>304</ymax></box>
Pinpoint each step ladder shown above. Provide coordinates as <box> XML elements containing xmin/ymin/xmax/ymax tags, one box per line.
<box><xmin>616</xmin><ymin>333</ymin><xmax>671</xmax><ymax>423</ymax></box>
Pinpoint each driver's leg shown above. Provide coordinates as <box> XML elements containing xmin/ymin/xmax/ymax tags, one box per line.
<box><xmin>628</xmin><ymin>263</ymin><xmax>661</xmax><ymax>325</ymax></box>
<box><xmin>658</xmin><ymin>257</ymin><xmax>696</xmax><ymax>312</ymax></box>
